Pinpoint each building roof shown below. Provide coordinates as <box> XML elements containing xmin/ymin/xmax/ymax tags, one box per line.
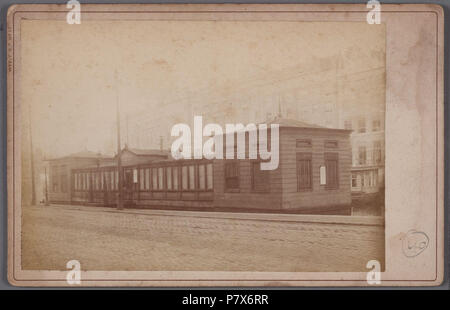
<box><xmin>46</xmin><ymin>151</ymin><xmax>113</xmax><ymax>161</ymax></box>
<box><xmin>262</xmin><ymin>116</ymin><xmax>327</xmax><ymax>129</ymax></box>
<box><xmin>261</xmin><ymin>116</ymin><xmax>352</xmax><ymax>133</ymax></box>
<box><xmin>121</xmin><ymin>147</ymin><xmax>169</xmax><ymax>157</ymax></box>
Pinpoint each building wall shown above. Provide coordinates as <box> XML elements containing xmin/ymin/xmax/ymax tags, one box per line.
<box><xmin>280</xmin><ymin>128</ymin><xmax>352</xmax><ymax>211</ymax></box>
<box><xmin>212</xmin><ymin>159</ymin><xmax>283</xmax><ymax>210</ymax></box>
<box><xmin>48</xmin><ymin>158</ymin><xmax>113</xmax><ymax>203</ymax></box>
<box><xmin>120</xmin><ymin>151</ymin><xmax>167</xmax><ymax>166</ymax></box>
<box><xmin>347</xmin><ymin>118</ymin><xmax>385</xmax><ymax>193</ymax></box>
<box><xmin>54</xmin><ymin>128</ymin><xmax>352</xmax><ymax>214</ymax></box>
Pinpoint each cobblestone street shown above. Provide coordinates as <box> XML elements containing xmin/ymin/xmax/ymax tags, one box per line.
<box><xmin>22</xmin><ymin>204</ymin><xmax>384</xmax><ymax>272</ymax></box>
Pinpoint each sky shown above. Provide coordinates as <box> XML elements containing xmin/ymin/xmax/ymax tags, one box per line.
<box><xmin>20</xmin><ymin>20</ymin><xmax>385</xmax><ymax>158</ymax></box>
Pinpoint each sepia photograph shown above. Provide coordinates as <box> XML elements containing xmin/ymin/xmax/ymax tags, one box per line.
<box><xmin>6</xmin><ymin>4</ymin><xmax>444</xmax><ymax>287</ymax></box>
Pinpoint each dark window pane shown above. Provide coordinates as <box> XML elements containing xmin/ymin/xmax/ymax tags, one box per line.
<box><xmin>224</xmin><ymin>162</ymin><xmax>239</xmax><ymax>190</ymax></box>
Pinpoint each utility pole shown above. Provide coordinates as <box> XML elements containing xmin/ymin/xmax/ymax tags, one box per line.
<box><xmin>28</xmin><ymin>105</ymin><xmax>36</xmax><ymax>206</ymax></box>
<box><xmin>115</xmin><ymin>71</ymin><xmax>124</xmax><ymax>210</ymax></box>
<box><xmin>44</xmin><ymin>166</ymin><xmax>49</xmax><ymax>206</ymax></box>
<box><xmin>278</xmin><ymin>100</ymin><xmax>282</xmax><ymax>118</ymax></box>
<box><xmin>126</xmin><ymin>114</ymin><xmax>129</xmax><ymax>146</ymax></box>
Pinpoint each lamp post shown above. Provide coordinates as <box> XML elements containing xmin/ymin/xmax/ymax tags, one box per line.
<box><xmin>44</xmin><ymin>166</ymin><xmax>49</xmax><ymax>206</ymax></box>
<box><xmin>115</xmin><ymin>71</ymin><xmax>124</xmax><ymax>210</ymax></box>
<box><xmin>28</xmin><ymin>105</ymin><xmax>36</xmax><ymax>206</ymax></box>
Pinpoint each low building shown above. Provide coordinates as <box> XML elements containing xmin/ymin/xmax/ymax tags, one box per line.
<box><xmin>344</xmin><ymin>116</ymin><xmax>385</xmax><ymax>196</ymax></box>
<box><xmin>46</xmin><ymin>151</ymin><xmax>115</xmax><ymax>204</ymax></box>
<box><xmin>118</xmin><ymin>146</ymin><xmax>170</xmax><ymax>166</ymax></box>
<box><xmin>211</xmin><ymin>117</ymin><xmax>353</xmax><ymax>214</ymax></box>
<box><xmin>51</xmin><ymin>118</ymin><xmax>353</xmax><ymax>214</ymax></box>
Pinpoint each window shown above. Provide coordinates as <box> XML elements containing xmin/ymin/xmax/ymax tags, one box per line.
<box><xmin>173</xmin><ymin>167</ymin><xmax>179</xmax><ymax>190</ymax></box>
<box><xmin>100</xmin><ymin>172</ymin><xmax>104</xmax><ymax>190</ymax></box>
<box><xmin>104</xmin><ymin>172</ymin><xmax>108</xmax><ymax>191</ymax></box>
<box><xmin>86</xmin><ymin>173</ymin><xmax>90</xmax><ymax>190</ymax></box>
<box><xmin>372</xmin><ymin>119</ymin><xmax>381</xmax><ymax>132</ymax></box>
<box><xmin>60</xmin><ymin>167</ymin><xmax>67</xmax><ymax>193</ymax></box>
<box><xmin>80</xmin><ymin>173</ymin><xmax>83</xmax><ymax>190</ymax></box>
<box><xmin>372</xmin><ymin>170</ymin><xmax>378</xmax><ymax>187</ymax></box>
<box><xmin>145</xmin><ymin>168</ymin><xmax>150</xmax><ymax>190</ymax></box>
<box><xmin>110</xmin><ymin>171</ymin><xmax>114</xmax><ymax>190</ymax></box>
<box><xmin>358</xmin><ymin>118</ymin><xmax>366</xmax><ymax>133</ymax></box>
<box><xmin>76</xmin><ymin>173</ymin><xmax>80</xmax><ymax>190</ymax></box>
<box><xmin>182</xmin><ymin>166</ymin><xmax>188</xmax><ymax>190</ymax></box>
<box><xmin>297</xmin><ymin>153</ymin><xmax>312</xmax><ymax>191</ymax></box>
<box><xmin>206</xmin><ymin>163</ymin><xmax>213</xmax><ymax>190</ymax></box>
<box><xmin>188</xmin><ymin>165</ymin><xmax>195</xmax><ymax>190</ymax></box>
<box><xmin>92</xmin><ymin>173</ymin><xmax>96</xmax><ymax>190</ymax></box>
<box><xmin>51</xmin><ymin>166</ymin><xmax>59</xmax><ymax>192</ymax></box>
<box><xmin>324</xmin><ymin>140</ymin><xmax>338</xmax><ymax>148</ymax></box>
<box><xmin>358</xmin><ymin>146</ymin><xmax>367</xmax><ymax>165</ymax></box>
<box><xmin>102</xmin><ymin>172</ymin><xmax>106</xmax><ymax>191</ymax></box>
<box><xmin>158</xmin><ymin>167</ymin><xmax>164</xmax><ymax>190</ymax></box>
<box><xmin>139</xmin><ymin>168</ymin><xmax>145</xmax><ymax>190</ymax></box>
<box><xmin>373</xmin><ymin>141</ymin><xmax>382</xmax><ymax>164</ymax></box>
<box><xmin>224</xmin><ymin>161</ymin><xmax>239</xmax><ymax>191</ymax></box>
<box><xmin>319</xmin><ymin>166</ymin><xmax>326</xmax><ymax>185</ymax></box>
<box><xmin>86</xmin><ymin>173</ymin><xmax>91</xmax><ymax>190</ymax></box>
<box><xmin>252</xmin><ymin>161</ymin><xmax>270</xmax><ymax>192</ymax></box>
<box><xmin>344</xmin><ymin>120</ymin><xmax>352</xmax><ymax>130</ymax></box>
<box><xmin>351</xmin><ymin>174</ymin><xmax>357</xmax><ymax>188</ymax></box>
<box><xmin>325</xmin><ymin>153</ymin><xmax>339</xmax><ymax>189</ymax></box>
<box><xmin>81</xmin><ymin>173</ymin><xmax>85</xmax><ymax>190</ymax></box>
<box><xmin>133</xmin><ymin>169</ymin><xmax>138</xmax><ymax>184</ymax></box>
<box><xmin>93</xmin><ymin>172</ymin><xmax>99</xmax><ymax>190</ymax></box>
<box><xmin>97</xmin><ymin>172</ymin><xmax>101</xmax><ymax>190</ymax></box>
<box><xmin>198</xmin><ymin>165</ymin><xmax>206</xmax><ymax>190</ymax></box>
<box><xmin>166</xmin><ymin>167</ymin><xmax>173</xmax><ymax>190</ymax></box>
<box><xmin>152</xmin><ymin>168</ymin><xmax>158</xmax><ymax>190</ymax></box>
<box><xmin>114</xmin><ymin>171</ymin><xmax>118</xmax><ymax>190</ymax></box>
<box><xmin>296</xmin><ymin>139</ymin><xmax>312</xmax><ymax>148</ymax></box>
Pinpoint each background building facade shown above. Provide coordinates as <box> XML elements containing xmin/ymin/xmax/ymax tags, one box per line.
<box><xmin>125</xmin><ymin>53</ymin><xmax>385</xmax><ymax>196</ymax></box>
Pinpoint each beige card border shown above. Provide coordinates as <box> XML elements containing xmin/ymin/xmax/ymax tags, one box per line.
<box><xmin>6</xmin><ymin>3</ymin><xmax>444</xmax><ymax>287</ymax></box>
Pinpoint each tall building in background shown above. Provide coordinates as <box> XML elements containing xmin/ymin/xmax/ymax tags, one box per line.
<box><xmin>126</xmin><ymin>53</ymin><xmax>385</xmax><ymax>196</ymax></box>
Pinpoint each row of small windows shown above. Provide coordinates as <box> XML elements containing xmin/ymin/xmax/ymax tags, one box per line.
<box><xmin>356</xmin><ymin>141</ymin><xmax>383</xmax><ymax>165</ymax></box>
<box><xmin>51</xmin><ymin>166</ymin><xmax>68</xmax><ymax>193</ymax></box>
<box><xmin>296</xmin><ymin>139</ymin><xmax>338</xmax><ymax>148</ymax></box>
<box><xmin>74</xmin><ymin>170</ymin><xmax>118</xmax><ymax>191</ymax></box>
<box><xmin>68</xmin><ymin>154</ymin><xmax>339</xmax><ymax>194</ymax></box>
<box><xmin>344</xmin><ymin>118</ymin><xmax>382</xmax><ymax>133</ymax></box>
<box><xmin>223</xmin><ymin>153</ymin><xmax>339</xmax><ymax>193</ymax></box>
<box><xmin>297</xmin><ymin>152</ymin><xmax>339</xmax><ymax>191</ymax></box>
<box><xmin>224</xmin><ymin>161</ymin><xmax>270</xmax><ymax>192</ymax></box>
<box><xmin>73</xmin><ymin>163</ymin><xmax>214</xmax><ymax>192</ymax></box>
<box><xmin>351</xmin><ymin>170</ymin><xmax>378</xmax><ymax>188</ymax></box>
